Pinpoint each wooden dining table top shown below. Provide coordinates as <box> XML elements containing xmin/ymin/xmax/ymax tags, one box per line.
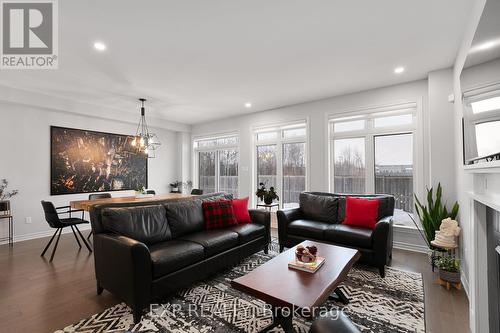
<box><xmin>231</xmin><ymin>240</ymin><xmax>361</xmax><ymax>310</ymax></box>
<box><xmin>70</xmin><ymin>193</ymin><xmax>195</xmax><ymax>211</ymax></box>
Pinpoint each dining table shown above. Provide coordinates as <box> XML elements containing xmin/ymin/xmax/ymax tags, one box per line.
<box><xmin>69</xmin><ymin>193</ymin><xmax>195</xmax><ymax>211</ymax></box>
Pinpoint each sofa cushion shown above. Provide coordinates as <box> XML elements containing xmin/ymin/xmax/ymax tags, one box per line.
<box><xmin>325</xmin><ymin>224</ymin><xmax>373</xmax><ymax>248</ymax></box>
<box><xmin>337</xmin><ymin>195</ymin><xmax>395</xmax><ymax>222</ymax></box>
<box><xmin>202</xmin><ymin>200</ymin><xmax>238</xmax><ymax>230</ymax></box>
<box><xmin>149</xmin><ymin>240</ymin><xmax>205</xmax><ymax>278</ymax></box>
<box><xmin>232</xmin><ymin>197</ymin><xmax>251</xmax><ymax>223</ymax></box>
<box><xmin>288</xmin><ymin>220</ymin><xmax>330</xmax><ymax>239</ymax></box>
<box><xmin>101</xmin><ymin>205</ymin><xmax>171</xmax><ymax>245</ymax></box>
<box><xmin>342</xmin><ymin>197</ymin><xmax>379</xmax><ymax>230</ymax></box>
<box><xmin>163</xmin><ymin>200</ymin><xmax>204</xmax><ymax>238</ymax></box>
<box><xmin>299</xmin><ymin>192</ymin><xmax>339</xmax><ymax>223</ymax></box>
<box><xmin>226</xmin><ymin>223</ymin><xmax>265</xmax><ymax>244</ymax></box>
<box><xmin>179</xmin><ymin>229</ymin><xmax>239</xmax><ymax>256</ymax></box>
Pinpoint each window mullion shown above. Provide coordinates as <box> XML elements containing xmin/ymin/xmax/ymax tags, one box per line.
<box><xmin>366</xmin><ymin>134</ymin><xmax>375</xmax><ymax>194</ymax></box>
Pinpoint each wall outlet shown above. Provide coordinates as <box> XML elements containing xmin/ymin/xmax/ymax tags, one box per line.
<box><xmin>25</xmin><ymin>217</ymin><xmax>32</xmax><ymax>224</ymax></box>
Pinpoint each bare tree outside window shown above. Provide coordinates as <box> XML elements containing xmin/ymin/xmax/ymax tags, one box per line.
<box><xmin>219</xmin><ymin>149</ymin><xmax>239</xmax><ymax>197</ymax></box>
<box><xmin>333</xmin><ymin>138</ymin><xmax>366</xmax><ymax>193</ymax></box>
<box><xmin>198</xmin><ymin>151</ymin><xmax>216</xmax><ymax>193</ymax></box>
<box><xmin>282</xmin><ymin>142</ymin><xmax>306</xmax><ymax>208</ymax></box>
<box><xmin>257</xmin><ymin>145</ymin><xmax>277</xmax><ymax>189</ymax></box>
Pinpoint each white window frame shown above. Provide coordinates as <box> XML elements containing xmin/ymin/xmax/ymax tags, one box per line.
<box><xmin>463</xmin><ymin>84</ymin><xmax>500</xmax><ymax>163</ymax></box>
<box><xmin>328</xmin><ymin>101</ymin><xmax>424</xmax><ymax>219</ymax></box>
<box><xmin>193</xmin><ymin>132</ymin><xmax>240</xmax><ymax>195</ymax></box>
<box><xmin>252</xmin><ymin>120</ymin><xmax>310</xmax><ymax>208</ymax></box>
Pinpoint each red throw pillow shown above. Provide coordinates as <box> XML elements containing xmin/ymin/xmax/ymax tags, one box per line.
<box><xmin>202</xmin><ymin>200</ymin><xmax>238</xmax><ymax>230</ymax></box>
<box><xmin>232</xmin><ymin>197</ymin><xmax>252</xmax><ymax>223</ymax></box>
<box><xmin>342</xmin><ymin>196</ymin><xmax>380</xmax><ymax>230</ymax></box>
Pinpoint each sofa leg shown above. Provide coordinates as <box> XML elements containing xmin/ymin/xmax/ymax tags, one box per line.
<box><xmin>279</xmin><ymin>245</ymin><xmax>284</xmax><ymax>253</ymax></box>
<box><xmin>133</xmin><ymin>307</ymin><xmax>143</xmax><ymax>324</ymax></box>
<box><xmin>96</xmin><ymin>280</ymin><xmax>103</xmax><ymax>295</ymax></box>
<box><xmin>264</xmin><ymin>244</ymin><xmax>269</xmax><ymax>254</ymax></box>
<box><xmin>379</xmin><ymin>266</ymin><xmax>385</xmax><ymax>278</ymax></box>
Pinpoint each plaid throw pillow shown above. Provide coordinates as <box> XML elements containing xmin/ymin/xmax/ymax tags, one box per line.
<box><xmin>202</xmin><ymin>199</ymin><xmax>237</xmax><ymax>230</ymax></box>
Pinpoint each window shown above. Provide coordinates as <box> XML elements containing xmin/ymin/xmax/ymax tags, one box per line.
<box><xmin>375</xmin><ymin>134</ymin><xmax>413</xmax><ymax>212</ymax></box>
<box><xmin>329</xmin><ymin>103</ymin><xmax>419</xmax><ymax>228</ymax></box>
<box><xmin>475</xmin><ymin>120</ymin><xmax>500</xmax><ymax>157</ymax></box>
<box><xmin>257</xmin><ymin>145</ymin><xmax>277</xmax><ymax>188</ymax></box>
<box><xmin>194</xmin><ymin>134</ymin><xmax>239</xmax><ymax>196</ymax></box>
<box><xmin>471</xmin><ymin>96</ymin><xmax>500</xmax><ymax>114</ymax></box>
<box><xmin>255</xmin><ymin>122</ymin><xmax>307</xmax><ymax>208</ymax></box>
<box><xmin>333</xmin><ymin>138</ymin><xmax>365</xmax><ymax>193</ymax></box>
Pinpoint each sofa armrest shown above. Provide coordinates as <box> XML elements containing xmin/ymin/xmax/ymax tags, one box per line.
<box><xmin>372</xmin><ymin>216</ymin><xmax>393</xmax><ymax>266</ymax></box>
<box><xmin>249</xmin><ymin>209</ymin><xmax>271</xmax><ymax>244</ymax></box>
<box><xmin>93</xmin><ymin>233</ymin><xmax>152</xmax><ymax>309</ymax></box>
<box><xmin>277</xmin><ymin>208</ymin><xmax>303</xmax><ymax>246</ymax></box>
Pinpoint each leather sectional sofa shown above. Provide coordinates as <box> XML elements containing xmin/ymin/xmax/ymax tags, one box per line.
<box><xmin>89</xmin><ymin>193</ymin><xmax>270</xmax><ymax>322</ymax></box>
<box><xmin>277</xmin><ymin>192</ymin><xmax>394</xmax><ymax>277</ymax></box>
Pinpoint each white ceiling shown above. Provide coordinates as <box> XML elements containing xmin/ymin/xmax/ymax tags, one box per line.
<box><xmin>0</xmin><ymin>0</ymin><xmax>474</xmax><ymax>125</ymax></box>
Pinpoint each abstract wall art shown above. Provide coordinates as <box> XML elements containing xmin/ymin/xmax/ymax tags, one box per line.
<box><xmin>50</xmin><ymin>126</ymin><xmax>147</xmax><ymax>195</ymax></box>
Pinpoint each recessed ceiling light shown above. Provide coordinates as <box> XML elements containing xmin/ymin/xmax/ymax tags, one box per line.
<box><xmin>245</xmin><ymin>102</ymin><xmax>252</xmax><ymax>108</ymax></box>
<box><xmin>394</xmin><ymin>67</ymin><xmax>405</xmax><ymax>74</ymax></box>
<box><xmin>93</xmin><ymin>42</ymin><xmax>107</xmax><ymax>51</ymax></box>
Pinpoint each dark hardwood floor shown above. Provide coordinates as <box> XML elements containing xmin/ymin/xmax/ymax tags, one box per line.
<box><xmin>0</xmin><ymin>230</ymin><xmax>469</xmax><ymax>333</ymax></box>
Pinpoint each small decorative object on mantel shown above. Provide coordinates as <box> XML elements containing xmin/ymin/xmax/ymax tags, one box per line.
<box><xmin>135</xmin><ymin>186</ymin><xmax>154</xmax><ymax>199</ymax></box>
<box><xmin>255</xmin><ymin>183</ymin><xmax>279</xmax><ymax>205</ymax></box>
<box><xmin>289</xmin><ymin>244</ymin><xmax>325</xmax><ymax>273</ymax></box>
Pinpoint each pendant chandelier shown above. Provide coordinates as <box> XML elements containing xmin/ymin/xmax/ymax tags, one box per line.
<box><xmin>131</xmin><ymin>98</ymin><xmax>161</xmax><ymax>158</ymax></box>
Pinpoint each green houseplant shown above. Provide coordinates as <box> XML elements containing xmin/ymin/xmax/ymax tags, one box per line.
<box><xmin>435</xmin><ymin>256</ymin><xmax>461</xmax><ymax>283</ymax></box>
<box><xmin>414</xmin><ymin>183</ymin><xmax>459</xmax><ymax>249</ymax></box>
<box><xmin>255</xmin><ymin>183</ymin><xmax>279</xmax><ymax>205</ymax></box>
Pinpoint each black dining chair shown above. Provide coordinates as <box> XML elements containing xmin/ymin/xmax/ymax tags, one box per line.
<box><xmin>40</xmin><ymin>201</ymin><xmax>92</xmax><ymax>262</ymax></box>
<box><xmin>146</xmin><ymin>190</ymin><xmax>156</xmax><ymax>195</ymax></box>
<box><xmin>87</xmin><ymin>193</ymin><xmax>112</xmax><ymax>239</ymax></box>
<box><xmin>191</xmin><ymin>189</ymin><xmax>203</xmax><ymax>195</ymax></box>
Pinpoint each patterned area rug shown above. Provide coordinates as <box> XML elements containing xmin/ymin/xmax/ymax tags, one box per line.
<box><xmin>56</xmin><ymin>250</ymin><xmax>425</xmax><ymax>333</ymax></box>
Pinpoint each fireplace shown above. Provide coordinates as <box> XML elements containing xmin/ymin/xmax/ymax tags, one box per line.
<box><xmin>486</xmin><ymin>207</ymin><xmax>500</xmax><ymax>333</ymax></box>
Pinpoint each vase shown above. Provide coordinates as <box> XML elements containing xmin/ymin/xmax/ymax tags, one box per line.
<box><xmin>264</xmin><ymin>197</ymin><xmax>273</xmax><ymax>205</ymax></box>
<box><xmin>439</xmin><ymin>269</ymin><xmax>460</xmax><ymax>283</ymax></box>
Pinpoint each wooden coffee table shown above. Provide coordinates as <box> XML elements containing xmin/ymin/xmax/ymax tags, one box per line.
<box><xmin>231</xmin><ymin>240</ymin><xmax>360</xmax><ymax>333</ymax></box>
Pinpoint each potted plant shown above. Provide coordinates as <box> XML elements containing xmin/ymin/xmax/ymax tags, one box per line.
<box><xmin>181</xmin><ymin>180</ymin><xmax>193</xmax><ymax>194</ymax></box>
<box><xmin>435</xmin><ymin>256</ymin><xmax>461</xmax><ymax>283</ymax></box>
<box><xmin>169</xmin><ymin>181</ymin><xmax>181</xmax><ymax>193</ymax></box>
<box><xmin>0</xmin><ymin>179</ymin><xmax>19</xmax><ymax>213</ymax></box>
<box><xmin>414</xmin><ymin>183</ymin><xmax>459</xmax><ymax>249</ymax></box>
<box><xmin>255</xmin><ymin>183</ymin><xmax>279</xmax><ymax>205</ymax></box>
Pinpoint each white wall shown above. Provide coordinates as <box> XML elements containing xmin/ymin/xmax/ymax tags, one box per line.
<box><xmin>0</xmin><ymin>102</ymin><xmax>181</xmax><ymax>242</ymax></box>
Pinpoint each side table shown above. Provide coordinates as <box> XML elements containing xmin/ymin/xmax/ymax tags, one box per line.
<box><xmin>256</xmin><ymin>203</ymin><xmax>280</xmax><ymax>211</ymax></box>
<box><xmin>0</xmin><ymin>201</ymin><xmax>13</xmax><ymax>246</ymax></box>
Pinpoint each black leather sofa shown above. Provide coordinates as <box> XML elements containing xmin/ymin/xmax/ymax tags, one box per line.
<box><xmin>89</xmin><ymin>193</ymin><xmax>271</xmax><ymax>322</ymax></box>
<box><xmin>277</xmin><ymin>192</ymin><xmax>394</xmax><ymax>277</ymax></box>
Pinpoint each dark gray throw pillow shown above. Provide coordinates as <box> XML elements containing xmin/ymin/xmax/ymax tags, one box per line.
<box><xmin>163</xmin><ymin>199</ymin><xmax>204</xmax><ymax>238</ymax></box>
<box><xmin>299</xmin><ymin>192</ymin><xmax>339</xmax><ymax>223</ymax></box>
<box><xmin>101</xmin><ymin>205</ymin><xmax>171</xmax><ymax>245</ymax></box>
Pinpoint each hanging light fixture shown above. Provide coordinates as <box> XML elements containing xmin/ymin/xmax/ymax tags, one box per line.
<box><xmin>131</xmin><ymin>98</ymin><xmax>161</xmax><ymax>158</ymax></box>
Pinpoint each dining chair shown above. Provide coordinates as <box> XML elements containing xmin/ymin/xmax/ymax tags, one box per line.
<box><xmin>40</xmin><ymin>201</ymin><xmax>92</xmax><ymax>262</ymax></box>
<box><xmin>191</xmin><ymin>189</ymin><xmax>203</xmax><ymax>195</ymax></box>
<box><xmin>87</xmin><ymin>193</ymin><xmax>112</xmax><ymax>239</ymax></box>
<box><xmin>146</xmin><ymin>190</ymin><xmax>156</xmax><ymax>195</ymax></box>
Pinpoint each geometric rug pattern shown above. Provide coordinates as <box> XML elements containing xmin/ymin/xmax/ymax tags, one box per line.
<box><xmin>55</xmin><ymin>249</ymin><xmax>425</xmax><ymax>333</ymax></box>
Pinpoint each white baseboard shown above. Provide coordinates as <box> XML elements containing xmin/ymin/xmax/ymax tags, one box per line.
<box><xmin>393</xmin><ymin>241</ymin><xmax>429</xmax><ymax>253</ymax></box>
<box><xmin>0</xmin><ymin>224</ymin><xmax>91</xmax><ymax>245</ymax></box>
<box><xmin>461</xmin><ymin>270</ymin><xmax>470</xmax><ymax>299</ymax></box>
